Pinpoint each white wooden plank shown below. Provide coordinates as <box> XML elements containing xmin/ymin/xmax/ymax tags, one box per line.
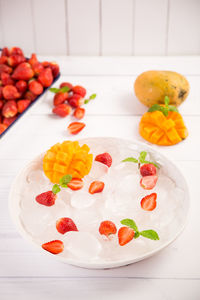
<box><xmin>67</xmin><ymin>0</ymin><xmax>100</xmax><ymax>55</ymax></box>
<box><xmin>32</xmin><ymin>0</ymin><xmax>67</xmax><ymax>55</ymax></box>
<box><xmin>168</xmin><ymin>0</ymin><xmax>200</xmax><ymax>55</ymax></box>
<box><xmin>0</xmin><ymin>0</ymin><xmax>35</xmax><ymax>55</ymax></box>
<box><xmin>134</xmin><ymin>0</ymin><xmax>168</xmax><ymax>55</ymax></box>
<box><xmin>101</xmin><ymin>0</ymin><xmax>133</xmax><ymax>55</ymax></box>
<box><xmin>0</xmin><ymin>0</ymin><xmax>4</xmax><ymax>46</ymax></box>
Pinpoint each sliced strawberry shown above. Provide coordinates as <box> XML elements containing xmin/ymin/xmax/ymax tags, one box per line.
<box><xmin>67</xmin><ymin>178</ymin><xmax>83</xmax><ymax>190</ymax></box>
<box><xmin>89</xmin><ymin>181</ymin><xmax>104</xmax><ymax>194</ymax></box>
<box><xmin>60</xmin><ymin>82</ymin><xmax>73</xmax><ymax>91</ymax></box>
<box><xmin>99</xmin><ymin>220</ymin><xmax>117</xmax><ymax>237</ymax></box>
<box><xmin>56</xmin><ymin>217</ymin><xmax>78</xmax><ymax>234</ymax></box>
<box><xmin>17</xmin><ymin>100</ymin><xmax>31</xmax><ymax>113</ymax></box>
<box><xmin>35</xmin><ymin>191</ymin><xmax>56</xmax><ymax>206</ymax></box>
<box><xmin>67</xmin><ymin>122</ymin><xmax>85</xmax><ymax>134</ymax></box>
<box><xmin>95</xmin><ymin>152</ymin><xmax>112</xmax><ymax>167</ymax></box>
<box><xmin>42</xmin><ymin>240</ymin><xmax>64</xmax><ymax>254</ymax></box>
<box><xmin>53</xmin><ymin>103</ymin><xmax>71</xmax><ymax>117</ymax></box>
<box><xmin>140</xmin><ymin>175</ymin><xmax>158</xmax><ymax>190</ymax></box>
<box><xmin>140</xmin><ymin>193</ymin><xmax>157</xmax><ymax>211</ymax></box>
<box><xmin>73</xmin><ymin>107</ymin><xmax>85</xmax><ymax>120</ymax></box>
<box><xmin>140</xmin><ymin>163</ymin><xmax>157</xmax><ymax>177</ymax></box>
<box><xmin>118</xmin><ymin>227</ymin><xmax>135</xmax><ymax>246</ymax></box>
<box><xmin>72</xmin><ymin>85</ymin><xmax>86</xmax><ymax>97</ymax></box>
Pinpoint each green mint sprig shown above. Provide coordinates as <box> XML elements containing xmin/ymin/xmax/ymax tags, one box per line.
<box><xmin>52</xmin><ymin>174</ymin><xmax>72</xmax><ymax>194</ymax></box>
<box><xmin>122</xmin><ymin>151</ymin><xmax>159</xmax><ymax>168</ymax></box>
<box><xmin>120</xmin><ymin>218</ymin><xmax>159</xmax><ymax>241</ymax></box>
<box><xmin>148</xmin><ymin>96</ymin><xmax>178</xmax><ymax>117</ymax></box>
<box><xmin>84</xmin><ymin>93</ymin><xmax>96</xmax><ymax>104</ymax></box>
<box><xmin>50</xmin><ymin>86</ymin><xmax>70</xmax><ymax>94</ymax></box>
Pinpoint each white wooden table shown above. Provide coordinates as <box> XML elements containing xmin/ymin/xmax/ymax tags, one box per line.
<box><xmin>1</xmin><ymin>57</ymin><xmax>200</xmax><ymax>300</ymax></box>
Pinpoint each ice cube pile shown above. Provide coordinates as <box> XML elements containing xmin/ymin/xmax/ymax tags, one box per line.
<box><xmin>19</xmin><ymin>138</ymin><xmax>185</xmax><ymax>263</ymax></box>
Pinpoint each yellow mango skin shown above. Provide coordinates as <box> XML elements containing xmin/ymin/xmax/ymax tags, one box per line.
<box><xmin>139</xmin><ymin>111</ymin><xmax>188</xmax><ymax>146</ymax></box>
<box><xmin>134</xmin><ymin>71</ymin><xmax>190</xmax><ymax>107</ymax></box>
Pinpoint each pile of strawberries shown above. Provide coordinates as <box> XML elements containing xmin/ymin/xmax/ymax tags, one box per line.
<box><xmin>0</xmin><ymin>46</ymin><xmax>59</xmax><ymax>135</ymax></box>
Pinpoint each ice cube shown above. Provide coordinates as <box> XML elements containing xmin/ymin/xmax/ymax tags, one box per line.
<box><xmin>73</xmin><ymin>207</ymin><xmax>102</xmax><ymax>232</ymax></box>
<box><xmin>89</xmin><ymin>161</ymin><xmax>108</xmax><ymax>179</ymax></box>
<box><xmin>70</xmin><ymin>191</ymin><xmax>97</xmax><ymax>209</ymax></box>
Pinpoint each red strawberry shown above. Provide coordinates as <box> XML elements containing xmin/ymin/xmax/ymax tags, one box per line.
<box><xmin>32</xmin><ymin>62</ymin><xmax>44</xmax><ymax>76</ymax></box>
<box><xmin>2</xmin><ymin>100</ymin><xmax>18</xmax><ymax>117</ymax></box>
<box><xmin>72</xmin><ymin>85</ymin><xmax>86</xmax><ymax>97</ymax></box>
<box><xmin>60</xmin><ymin>82</ymin><xmax>73</xmax><ymax>91</ymax></box>
<box><xmin>95</xmin><ymin>153</ymin><xmax>112</xmax><ymax>168</ymax></box>
<box><xmin>1</xmin><ymin>47</ymin><xmax>10</xmax><ymax>57</ymax></box>
<box><xmin>0</xmin><ymin>87</ymin><xmax>3</xmax><ymax>99</ymax></box>
<box><xmin>29</xmin><ymin>80</ymin><xmax>43</xmax><ymax>95</ymax></box>
<box><xmin>24</xmin><ymin>91</ymin><xmax>36</xmax><ymax>102</ymax></box>
<box><xmin>10</xmin><ymin>47</ymin><xmax>24</xmax><ymax>57</ymax></box>
<box><xmin>42</xmin><ymin>240</ymin><xmax>64</xmax><ymax>254</ymax></box>
<box><xmin>56</xmin><ymin>217</ymin><xmax>78</xmax><ymax>234</ymax></box>
<box><xmin>42</xmin><ymin>61</ymin><xmax>50</xmax><ymax>68</ymax></box>
<box><xmin>140</xmin><ymin>175</ymin><xmax>158</xmax><ymax>190</ymax></box>
<box><xmin>0</xmin><ymin>123</ymin><xmax>8</xmax><ymax>134</ymax></box>
<box><xmin>118</xmin><ymin>227</ymin><xmax>135</xmax><ymax>246</ymax></box>
<box><xmin>16</xmin><ymin>80</ymin><xmax>27</xmax><ymax>93</ymax></box>
<box><xmin>0</xmin><ymin>56</ymin><xmax>8</xmax><ymax>64</ymax></box>
<box><xmin>0</xmin><ymin>100</ymin><xmax>4</xmax><ymax>109</ymax></box>
<box><xmin>73</xmin><ymin>107</ymin><xmax>85</xmax><ymax>120</ymax></box>
<box><xmin>141</xmin><ymin>193</ymin><xmax>157</xmax><ymax>211</ymax></box>
<box><xmin>99</xmin><ymin>220</ymin><xmax>117</xmax><ymax>237</ymax></box>
<box><xmin>67</xmin><ymin>122</ymin><xmax>85</xmax><ymax>134</ymax></box>
<box><xmin>1</xmin><ymin>72</ymin><xmax>14</xmax><ymax>86</ymax></box>
<box><xmin>52</xmin><ymin>103</ymin><xmax>71</xmax><ymax>117</ymax></box>
<box><xmin>12</xmin><ymin>62</ymin><xmax>34</xmax><ymax>81</ymax></box>
<box><xmin>7</xmin><ymin>55</ymin><xmax>26</xmax><ymax>67</ymax></box>
<box><xmin>89</xmin><ymin>181</ymin><xmax>104</xmax><ymax>194</ymax></box>
<box><xmin>0</xmin><ymin>64</ymin><xmax>12</xmax><ymax>75</ymax></box>
<box><xmin>17</xmin><ymin>100</ymin><xmax>31</xmax><ymax>113</ymax></box>
<box><xmin>35</xmin><ymin>191</ymin><xmax>56</xmax><ymax>206</ymax></box>
<box><xmin>3</xmin><ymin>116</ymin><xmax>17</xmax><ymax>126</ymax></box>
<box><xmin>2</xmin><ymin>85</ymin><xmax>19</xmax><ymax>100</ymax></box>
<box><xmin>38</xmin><ymin>67</ymin><xmax>53</xmax><ymax>87</ymax></box>
<box><xmin>68</xmin><ymin>94</ymin><xmax>84</xmax><ymax>108</ymax></box>
<box><xmin>140</xmin><ymin>164</ymin><xmax>157</xmax><ymax>177</ymax></box>
<box><xmin>49</xmin><ymin>62</ymin><xmax>60</xmax><ymax>78</ymax></box>
<box><xmin>53</xmin><ymin>92</ymin><xmax>68</xmax><ymax>106</ymax></box>
<box><xmin>67</xmin><ymin>178</ymin><xmax>83</xmax><ymax>190</ymax></box>
<box><xmin>28</xmin><ymin>53</ymin><xmax>38</xmax><ymax>66</ymax></box>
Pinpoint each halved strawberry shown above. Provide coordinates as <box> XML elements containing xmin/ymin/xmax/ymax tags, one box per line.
<box><xmin>67</xmin><ymin>178</ymin><xmax>83</xmax><ymax>190</ymax></box>
<box><xmin>140</xmin><ymin>193</ymin><xmax>157</xmax><ymax>211</ymax></box>
<box><xmin>140</xmin><ymin>163</ymin><xmax>157</xmax><ymax>177</ymax></box>
<box><xmin>56</xmin><ymin>217</ymin><xmax>78</xmax><ymax>234</ymax></box>
<box><xmin>73</xmin><ymin>107</ymin><xmax>85</xmax><ymax>120</ymax></box>
<box><xmin>42</xmin><ymin>240</ymin><xmax>64</xmax><ymax>254</ymax></box>
<box><xmin>99</xmin><ymin>220</ymin><xmax>117</xmax><ymax>237</ymax></box>
<box><xmin>95</xmin><ymin>152</ymin><xmax>112</xmax><ymax>167</ymax></box>
<box><xmin>140</xmin><ymin>175</ymin><xmax>158</xmax><ymax>190</ymax></box>
<box><xmin>89</xmin><ymin>181</ymin><xmax>104</xmax><ymax>194</ymax></box>
<box><xmin>35</xmin><ymin>191</ymin><xmax>56</xmax><ymax>206</ymax></box>
<box><xmin>67</xmin><ymin>122</ymin><xmax>85</xmax><ymax>134</ymax></box>
<box><xmin>118</xmin><ymin>227</ymin><xmax>135</xmax><ymax>246</ymax></box>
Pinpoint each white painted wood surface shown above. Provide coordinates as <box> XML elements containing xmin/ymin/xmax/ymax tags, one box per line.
<box><xmin>0</xmin><ymin>56</ymin><xmax>200</xmax><ymax>299</ymax></box>
<box><xmin>0</xmin><ymin>0</ymin><xmax>200</xmax><ymax>55</ymax></box>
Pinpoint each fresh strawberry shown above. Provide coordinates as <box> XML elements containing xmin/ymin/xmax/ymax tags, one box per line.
<box><xmin>12</xmin><ymin>62</ymin><xmax>34</xmax><ymax>81</ymax></box>
<box><xmin>28</xmin><ymin>53</ymin><xmax>38</xmax><ymax>66</ymax></box>
<box><xmin>2</xmin><ymin>100</ymin><xmax>18</xmax><ymax>117</ymax></box>
<box><xmin>17</xmin><ymin>99</ymin><xmax>31</xmax><ymax>113</ymax></box>
<box><xmin>56</xmin><ymin>217</ymin><xmax>78</xmax><ymax>234</ymax></box>
<box><xmin>140</xmin><ymin>175</ymin><xmax>158</xmax><ymax>190</ymax></box>
<box><xmin>95</xmin><ymin>153</ymin><xmax>112</xmax><ymax>168</ymax></box>
<box><xmin>118</xmin><ymin>227</ymin><xmax>135</xmax><ymax>246</ymax></box>
<box><xmin>24</xmin><ymin>90</ymin><xmax>36</xmax><ymax>102</ymax></box>
<box><xmin>0</xmin><ymin>56</ymin><xmax>8</xmax><ymax>64</ymax></box>
<box><xmin>32</xmin><ymin>62</ymin><xmax>44</xmax><ymax>76</ymax></box>
<box><xmin>67</xmin><ymin>122</ymin><xmax>85</xmax><ymax>134</ymax></box>
<box><xmin>42</xmin><ymin>61</ymin><xmax>50</xmax><ymax>68</ymax></box>
<box><xmin>89</xmin><ymin>181</ymin><xmax>104</xmax><ymax>194</ymax></box>
<box><xmin>1</xmin><ymin>72</ymin><xmax>14</xmax><ymax>86</ymax></box>
<box><xmin>2</xmin><ymin>85</ymin><xmax>20</xmax><ymax>100</ymax></box>
<box><xmin>0</xmin><ymin>123</ymin><xmax>8</xmax><ymax>134</ymax></box>
<box><xmin>0</xmin><ymin>87</ymin><xmax>3</xmax><ymax>99</ymax></box>
<box><xmin>68</xmin><ymin>94</ymin><xmax>84</xmax><ymax>108</ymax></box>
<box><xmin>7</xmin><ymin>55</ymin><xmax>26</xmax><ymax>67</ymax></box>
<box><xmin>16</xmin><ymin>80</ymin><xmax>27</xmax><ymax>93</ymax></box>
<box><xmin>73</xmin><ymin>107</ymin><xmax>85</xmax><ymax>120</ymax></box>
<box><xmin>49</xmin><ymin>62</ymin><xmax>60</xmax><ymax>78</ymax></box>
<box><xmin>99</xmin><ymin>220</ymin><xmax>117</xmax><ymax>237</ymax></box>
<box><xmin>3</xmin><ymin>116</ymin><xmax>17</xmax><ymax>126</ymax></box>
<box><xmin>42</xmin><ymin>240</ymin><xmax>64</xmax><ymax>254</ymax></box>
<box><xmin>140</xmin><ymin>164</ymin><xmax>157</xmax><ymax>177</ymax></box>
<box><xmin>10</xmin><ymin>47</ymin><xmax>24</xmax><ymax>57</ymax></box>
<box><xmin>29</xmin><ymin>80</ymin><xmax>43</xmax><ymax>95</ymax></box>
<box><xmin>0</xmin><ymin>100</ymin><xmax>4</xmax><ymax>109</ymax></box>
<box><xmin>140</xmin><ymin>193</ymin><xmax>157</xmax><ymax>211</ymax></box>
<box><xmin>35</xmin><ymin>191</ymin><xmax>56</xmax><ymax>206</ymax></box>
<box><xmin>72</xmin><ymin>85</ymin><xmax>86</xmax><ymax>97</ymax></box>
<box><xmin>53</xmin><ymin>92</ymin><xmax>68</xmax><ymax>106</ymax></box>
<box><xmin>52</xmin><ymin>103</ymin><xmax>71</xmax><ymax>117</ymax></box>
<box><xmin>38</xmin><ymin>67</ymin><xmax>53</xmax><ymax>87</ymax></box>
<box><xmin>67</xmin><ymin>178</ymin><xmax>83</xmax><ymax>190</ymax></box>
<box><xmin>60</xmin><ymin>82</ymin><xmax>73</xmax><ymax>91</ymax></box>
<box><xmin>0</xmin><ymin>64</ymin><xmax>12</xmax><ymax>75</ymax></box>
<box><xmin>1</xmin><ymin>47</ymin><xmax>10</xmax><ymax>57</ymax></box>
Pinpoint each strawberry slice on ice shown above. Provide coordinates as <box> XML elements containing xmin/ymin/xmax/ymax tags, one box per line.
<box><xmin>56</xmin><ymin>217</ymin><xmax>78</xmax><ymax>234</ymax></box>
<box><xmin>42</xmin><ymin>240</ymin><xmax>64</xmax><ymax>254</ymax></box>
<box><xmin>118</xmin><ymin>227</ymin><xmax>135</xmax><ymax>246</ymax></box>
<box><xmin>67</xmin><ymin>178</ymin><xmax>83</xmax><ymax>190</ymax></box>
<box><xmin>141</xmin><ymin>193</ymin><xmax>157</xmax><ymax>211</ymax></box>
<box><xmin>140</xmin><ymin>175</ymin><xmax>158</xmax><ymax>190</ymax></box>
<box><xmin>35</xmin><ymin>191</ymin><xmax>56</xmax><ymax>206</ymax></box>
<box><xmin>99</xmin><ymin>220</ymin><xmax>117</xmax><ymax>237</ymax></box>
<box><xmin>95</xmin><ymin>152</ymin><xmax>112</xmax><ymax>167</ymax></box>
<box><xmin>89</xmin><ymin>181</ymin><xmax>105</xmax><ymax>194</ymax></box>
<box><xmin>68</xmin><ymin>122</ymin><xmax>85</xmax><ymax>135</ymax></box>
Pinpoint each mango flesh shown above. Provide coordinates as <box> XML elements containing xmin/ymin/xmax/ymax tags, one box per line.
<box><xmin>134</xmin><ymin>70</ymin><xmax>190</xmax><ymax>107</ymax></box>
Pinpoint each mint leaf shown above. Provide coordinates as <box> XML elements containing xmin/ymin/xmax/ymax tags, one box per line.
<box><xmin>140</xmin><ymin>230</ymin><xmax>159</xmax><ymax>240</ymax></box>
<box><xmin>120</xmin><ymin>218</ymin><xmax>138</xmax><ymax>232</ymax></box>
<box><xmin>139</xmin><ymin>151</ymin><xmax>147</xmax><ymax>163</ymax></box>
<box><xmin>164</xmin><ymin>96</ymin><xmax>169</xmax><ymax>108</ymax></box>
<box><xmin>134</xmin><ymin>231</ymin><xmax>140</xmax><ymax>239</ymax></box>
<box><xmin>84</xmin><ymin>93</ymin><xmax>96</xmax><ymax>104</ymax></box>
<box><xmin>168</xmin><ymin>105</ymin><xmax>179</xmax><ymax>113</ymax></box>
<box><xmin>148</xmin><ymin>104</ymin><xmax>168</xmax><ymax>116</ymax></box>
<box><xmin>49</xmin><ymin>87</ymin><xmax>60</xmax><ymax>93</ymax></box>
<box><xmin>59</xmin><ymin>174</ymin><xmax>72</xmax><ymax>187</ymax></box>
<box><xmin>49</xmin><ymin>86</ymin><xmax>70</xmax><ymax>94</ymax></box>
<box><xmin>52</xmin><ymin>184</ymin><xmax>61</xmax><ymax>194</ymax></box>
<box><xmin>122</xmin><ymin>157</ymin><xmax>138</xmax><ymax>163</ymax></box>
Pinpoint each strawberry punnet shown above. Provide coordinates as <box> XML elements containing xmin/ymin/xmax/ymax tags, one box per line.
<box><xmin>140</xmin><ymin>175</ymin><xmax>158</xmax><ymax>190</ymax></box>
<box><xmin>35</xmin><ymin>191</ymin><xmax>56</xmax><ymax>206</ymax></box>
<box><xmin>99</xmin><ymin>221</ymin><xmax>117</xmax><ymax>237</ymax></box>
<box><xmin>95</xmin><ymin>152</ymin><xmax>112</xmax><ymax>168</ymax></box>
<box><xmin>42</xmin><ymin>240</ymin><xmax>64</xmax><ymax>254</ymax></box>
<box><xmin>118</xmin><ymin>227</ymin><xmax>135</xmax><ymax>246</ymax></box>
<box><xmin>140</xmin><ymin>193</ymin><xmax>157</xmax><ymax>211</ymax></box>
<box><xmin>89</xmin><ymin>181</ymin><xmax>105</xmax><ymax>194</ymax></box>
<box><xmin>56</xmin><ymin>217</ymin><xmax>78</xmax><ymax>234</ymax></box>
<box><xmin>12</xmin><ymin>62</ymin><xmax>34</xmax><ymax>81</ymax></box>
